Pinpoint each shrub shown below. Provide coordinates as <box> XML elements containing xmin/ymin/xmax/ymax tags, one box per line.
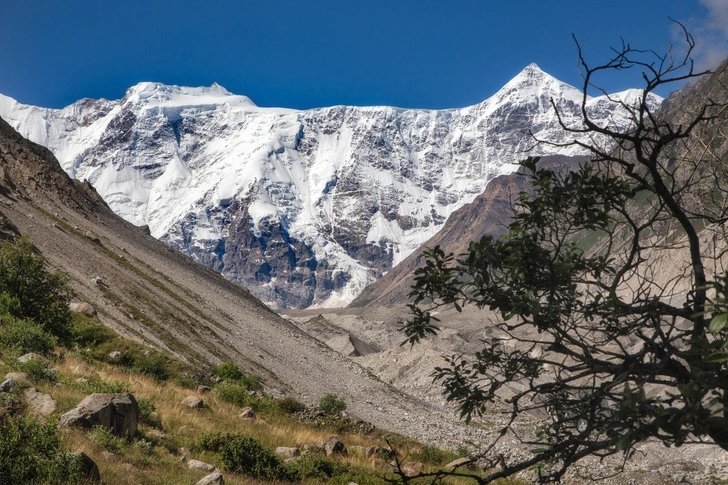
<box><xmin>219</xmin><ymin>435</ymin><xmax>289</xmax><ymax>480</ymax></box>
<box><xmin>68</xmin><ymin>314</ymin><xmax>115</xmax><ymax>348</ymax></box>
<box><xmin>286</xmin><ymin>454</ymin><xmax>348</xmax><ymax>480</ymax></box>
<box><xmin>318</xmin><ymin>393</ymin><xmax>346</xmax><ymax>416</ymax></box>
<box><xmin>0</xmin><ymin>316</ymin><xmax>57</xmax><ymax>355</ymax></box>
<box><xmin>198</xmin><ymin>431</ymin><xmax>234</xmax><ymax>452</ymax></box>
<box><xmin>135</xmin><ymin>439</ymin><xmax>154</xmax><ymax>455</ymax></box>
<box><xmin>132</xmin><ymin>352</ymin><xmax>170</xmax><ymax>381</ymax></box>
<box><xmin>13</xmin><ymin>358</ymin><xmax>58</xmax><ymax>383</ymax></box>
<box><xmin>0</xmin><ymin>415</ymin><xmax>84</xmax><ymax>484</ymax></box>
<box><xmin>0</xmin><ymin>236</ymin><xmax>71</xmax><ymax>339</ymax></box>
<box><xmin>277</xmin><ymin>397</ymin><xmax>307</xmax><ymax>415</ymax></box>
<box><xmin>215</xmin><ymin>383</ymin><xmax>275</xmax><ymax>413</ymax></box>
<box><xmin>412</xmin><ymin>444</ymin><xmax>460</xmax><ymax>466</ymax></box>
<box><xmin>216</xmin><ymin>360</ymin><xmax>244</xmax><ymax>381</ymax></box>
<box><xmin>137</xmin><ymin>398</ymin><xmax>162</xmax><ymax>429</ymax></box>
<box><xmin>87</xmin><ymin>425</ymin><xmax>124</xmax><ymax>452</ymax></box>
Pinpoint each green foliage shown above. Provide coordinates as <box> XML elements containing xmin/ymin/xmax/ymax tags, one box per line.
<box><xmin>135</xmin><ymin>439</ymin><xmax>154</xmax><ymax>455</ymax></box>
<box><xmin>318</xmin><ymin>393</ymin><xmax>346</xmax><ymax>416</ymax></box>
<box><xmin>67</xmin><ymin>313</ymin><xmax>115</xmax><ymax>348</ymax></box>
<box><xmin>0</xmin><ymin>415</ymin><xmax>84</xmax><ymax>484</ymax></box>
<box><xmin>216</xmin><ymin>360</ymin><xmax>244</xmax><ymax>381</ymax></box>
<box><xmin>137</xmin><ymin>398</ymin><xmax>163</xmax><ymax>429</ymax></box>
<box><xmin>286</xmin><ymin>453</ymin><xmax>348</xmax><ymax>480</ymax></box>
<box><xmin>0</xmin><ymin>315</ymin><xmax>57</xmax><ymax>355</ymax></box>
<box><xmin>198</xmin><ymin>431</ymin><xmax>234</xmax><ymax>452</ymax></box>
<box><xmin>412</xmin><ymin>444</ymin><xmax>460</xmax><ymax>466</ymax></box>
<box><xmin>12</xmin><ymin>358</ymin><xmax>58</xmax><ymax>383</ymax></box>
<box><xmin>0</xmin><ymin>236</ymin><xmax>71</xmax><ymax>339</ymax></box>
<box><xmin>87</xmin><ymin>425</ymin><xmax>124</xmax><ymax>452</ymax></box>
<box><xmin>276</xmin><ymin>396</ymin><xmax>307</xmax><ymax>415</ymax></box>
<box><xmin>218</xmin><ymin>435</ymin><xmax>289</xmax><ymax>480</ymax></box>
<box><xmin>131</xmin><ymin>352</ymin><xmax>171</xmax><ymax>381</ymax></box>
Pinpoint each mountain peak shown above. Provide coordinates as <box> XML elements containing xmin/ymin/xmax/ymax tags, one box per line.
<box><xmin>123</xmin><ymin>82</ymin><xmax>256</xmax><ymax>108</ymax></box>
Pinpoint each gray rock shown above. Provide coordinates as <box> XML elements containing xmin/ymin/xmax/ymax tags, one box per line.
<box><xmin>4</xmin><ymin>372</ymin><xmax>28</xmax><ymax>382</ymax></box>
<box><xmin>187</xmin><ymin>459</ymin><xmax>216</xmax><ymax>472</ymax></box>
<box><xmin>238</xmin><ymin>407</ymin><xmax>255</xmax><ymax>419</ymax></box>
<box><xmin>146</xmin><ymin>429</ymin><xmax>166</xmax><ymax>440</ymax></box>
<box><xmin>17</xmin><ymin>352</ymin><xmax>49</xmax><ymax>365</ymax></box>
<box><xmin>69</xmin><ymin>301</ymin><xmax>97</xmax><ymax>317</ymax></box>
<box><xmin>275</xmin><ymin>447</ymin><xmax>301</xmax><ymax>459</ymax></box>
<box><xmin>195</xmin><ymin>472</ymin><xmax>224</xmax><ymax>485</ymax></box>
<box><xmin>197</xmin><ymin>385</ymin><xmax>212</xmax><ymax>394</ymax></box>
<box><xmin>182</xmin><ymin>395</ymin><xmax>204</xmax><ymax>408</ymax></box>
<box><xmin>318</xmin><ymin>436</ymin><xmax>347</xmax><ymax>457</ymax></box>
<box><xmin>72</xmin><ymin>452</ymin><xmax>101</xmax><ymax>484</ymax></box>
<box><xmin>0</xmin><ymin>378</ymin><xmax>18</xmax><ymax>392</ymax></box>
<box><xmin>24</xmin><ymin>387</ymin><xmax>57</xmax><ymax>419</ymax></box>
<box><xmin>108</xmin><ymin>351</ymin><xmax>122</xmax><ymax>360</ymax></box>
<box><xmin>84</xmin><ymin>231</ymin><xmax>101</xmax><ymax>243</ymax></box>
<box><xmin>401</xmin><ymin>461</ymin><xmax>423</xmax><ymax>477</ymax></box>
<box><xmin>59</xmin><ymin>393</ymin><xmax>140</xmax><ymax>439</ymax></box>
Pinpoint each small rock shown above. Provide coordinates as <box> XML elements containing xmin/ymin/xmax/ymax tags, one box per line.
<box><xmin>317</xmin><ymin>436</ymin><xmax>347</xmax><ymax>457</ymax></box>
<box><xmin>4</xmin><ymin>372</ymin><xmax>29</xmax><ymax>382</ymax></box>
<box><xmin>69</xmin><ymin>301</ymin><xmax>97</xmax><ymax>317</ymax></box>
<box><xmin>182</xmin><ymin>396</ymin><xmax>204</xmax><ymax>408</ymax></box>
<box><xmin>674</xmin><ymin>474</ymin><xmax>687</xmax><ymax>483</ymax></box>
<box><xmin>401</xmin><ymin>461</ymin><xmax>423</xmax><ymax>477</ymax></box>
<box><xmin>179</xmin><ymin>455</ymin><xmax>187</xmax><ymax>463</ymax></box>
<box><xmin>146</xmin><ymin>429</ymin><xmax>166</xmax><ymax>440</ymax></box>
<box><xmin>17</xmin><ymin>353</ymin><xmax>49</xmax><ymax>365</ymax></box>
<box><xmin>84</xmin><ymin>231</ymin><xmax>101</xmax><ymax>243</ymax></box>
<box><xmin>187</xmin><ymin>459</ymin><xmax>216</xmax><ymax>472</ymax></box>
<box><xmin>197</xmin><ymin>385</ymin><xmax>212</xmax><ymax>394</ymax></box>
<box><xmin>0</xmin><ymin>378</ymin><xmax>18</xmax><ymax>393</ymax></box>
<box><xmin>195</xmin><ymin>472</ymin><xmax>224</xmax><ymax>485</ymax></box>
<box><xmin>101</xmin><ymin>451</ymin><xmax>118</xmax><ymax>461</ymax></box>
<box><xmin>108</xmin><ymin>351</ymin><xmax>122</xmax><ymax>361</ymax></box>
<box><xmin>275</xmin><ymin>447</ymin><xmax>301</xmax><ymax>459</ymax></box>
<box><xmin>24</xmin><ymin>388</ymin><xmax>57</xmax><ymax>419</ymax></box>
<box><xmin>238</xmin><ymin>407</ymin><xmax>255</xmax><ymax>419</ymax></box>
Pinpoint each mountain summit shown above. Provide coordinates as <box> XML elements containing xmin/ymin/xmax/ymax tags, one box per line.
<box><xmin>0</xmin><ymin>66</ymin><xmax>662</xmax><ymax>308</ymax></box>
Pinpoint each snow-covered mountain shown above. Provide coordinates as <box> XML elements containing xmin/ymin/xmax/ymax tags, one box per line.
<box><xmin>0</xmin><ymin>64</ymin><xmax>662</xmax><ymax>308</ymax></box>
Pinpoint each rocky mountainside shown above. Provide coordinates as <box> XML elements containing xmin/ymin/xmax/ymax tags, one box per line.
<box><xmin>0</xmin><ymin>65</ymin><xmax>661</xmax><ymax>309</ymax></box>
<box><xmin>0</xmin><ymin>115</ymin><xmax>496</xmax><ymax>447</ymax></box>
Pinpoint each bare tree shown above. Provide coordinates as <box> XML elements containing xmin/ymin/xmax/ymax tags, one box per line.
<box><xmin>402</xmin><ymin>25</ymin><xmax>728</xmax><ymax>483</ymax></box>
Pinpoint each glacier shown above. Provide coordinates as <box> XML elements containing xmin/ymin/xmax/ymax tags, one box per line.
<box><xmin>0</xmin><ymin>64</ymin><xmax>662</xmax><ymax>308</ymax></box>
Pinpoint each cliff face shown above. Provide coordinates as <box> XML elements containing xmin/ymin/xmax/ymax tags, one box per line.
<box><xmin>0</xmin><ymin>66</ymin><xmax>660</xmax><ymax>308</ymax></box>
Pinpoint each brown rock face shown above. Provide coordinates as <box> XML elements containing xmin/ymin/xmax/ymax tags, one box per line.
<box><xmin>59</xmin><ymin>393</ymin><xmax>140</xmax><ymax>439</ymax></box>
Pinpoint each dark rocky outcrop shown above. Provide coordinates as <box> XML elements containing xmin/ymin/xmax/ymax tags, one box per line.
<box><xmin>59</xmin><ymin>393</ymin><xmax>140</xmax><ymax>439</ymax></box>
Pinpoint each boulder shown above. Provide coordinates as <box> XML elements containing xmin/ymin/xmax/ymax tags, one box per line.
<box><xmin>108</xmin><ymin>351</ymin><xmax>122</xmax><ymax>360</ymax></box>
<box><xmin>72</xmin><ymin>452</ymin><xmax>101</xmax><ymax>484</ymax></box>
<box><xmin>17</xmin><ymin>352</ymin><xmax>49</xmax><ymax>365</ymax></box>
<box><xmin>146</xmin><ymin>429</ymin><xmax>166</xmax><ymax>441</ymax></box>
<box><xmin>197</xmin><ymin>385</ymin><xmax>212</xmax><ymax>394</ymax></box>
<box><xmin>24</xmin><ymin>387</ymin><xmax>57</xmax><ymax>419</ymax></box>
<box><xmin>275</xmin><ymin>447</ymin><xmax>301</xmax><ymax>459</ymax></box>
<box><xmin>182</xmin><ymin>396</ymin><xmax>204</xmax><ymax>408</ymax></box>
<box><xmin>59</xmin><ymin>393</ymin><xmax>140</xmax><ymax>439</ymax></box>
<box><xmin>187</xmin><ymin>459</ymin><xmax>216</xmax><ymax>472</ymax></box>
<box><xmin>4</xmin><ymin>372</ymin><xmax>29</xmax><ymax>382</ymax></box>
<box><xmin>317</xmin><ymin>436</ymin><xmax>347</xmax><ymax>457</ymax></box>
<box><xmin>0</xmin><ymin>378</ymin><xmax>18</xmax><ymax>393</ymax></box>
<box><xmin>401</xmin><ymin>461</ymin><xmax>423</xmax><ymax>477</ymax></box>
<box><xmin>238</xmin><ymin>407</ymin><xmax>255</xmax><ymax>419</ymax></box>
<box><xmin>69</xmin><ymin>301</ymin><xmax>97</xmax><ymax>317</ymax></box>
<box><xmin>195</xmin><ymin>472</ymin><xmax>224</xmax><ymax>485</ymax></box>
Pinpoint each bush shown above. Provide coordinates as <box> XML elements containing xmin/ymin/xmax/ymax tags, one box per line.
<box><xmin>0</xmin><ymin>415</ymin><xmax>84</xmax><ymax>484</ymax></box>
<box><xmin>137</xmin><ymin>398</ymin><xmax>162</xmax><ymax>429</ymax></box>
<box><xmin>412</xmin><ymin>444</ymin><xmax>460</xmax><ymax>466</ymax></box>
<box><xmin>68</xmin><ymin>314</ymin><xmax>115</xmax><ymax>348</ymax></box>
<box><xmin>13</xmin><ymin>358</ymin><xmax>58</xmax><ymax>383</ymax></box>
<box><xmin>277</xmin><ymin>397</ymin><xmax>307</xmax><ymax>415</ymax></box>
<box><xmin>286</xmin><ymin>454</ymin><xmax>348</xmax><ymax>480</ymax></box>
<box><xmin>216</xmin><ymin>360</ymin><xmax>244</xmax><ymax>381</ymax></box>
<box><xmin>198</xmin><ymin>431</ymin><xmax>234</xmax><ymax>452</ymax></box>
<box><xmin>215</xmin><ymin>383</ymin><xmax>275</xmax><ymax>413</ymax></box>
<box><xmin>87</xmin><ymin>425</ymin><xmax>124</xmax><ymax>452</ymax></box>
<box><xmin>219</xmin><ymin>435</ymin><xmax>289</xmax><ymax>480</ymax></box>
<box><xmin>132</xmin><ymin>352</ymin><xmax>170</xmax><ymax>381</ymax></box>
<box><xmin>0</xmin><ymin>237</ymin><xmax>71</xmax><ymax>339</ymax></box>
<box><xmin>318</xmin><ymin>393</ymin><xmax>346</xmax><ymax>416</ymax></box>
<box><xmin>0</xmin><ymin>316</ymin><xmax>57</xmax><ymax>355</ymax></box>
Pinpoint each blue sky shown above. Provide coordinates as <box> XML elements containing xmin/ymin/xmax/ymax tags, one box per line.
<box><xmin>0</xmin><ymin>1</ymin><xmax>725</xmax><ymax>110</ymax></box>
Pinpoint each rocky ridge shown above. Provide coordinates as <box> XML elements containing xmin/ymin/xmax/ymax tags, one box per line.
<box><xmin>0</xmin><ymin>66</ymin><xmax>661</xmax><ymax>308</ymax></box>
